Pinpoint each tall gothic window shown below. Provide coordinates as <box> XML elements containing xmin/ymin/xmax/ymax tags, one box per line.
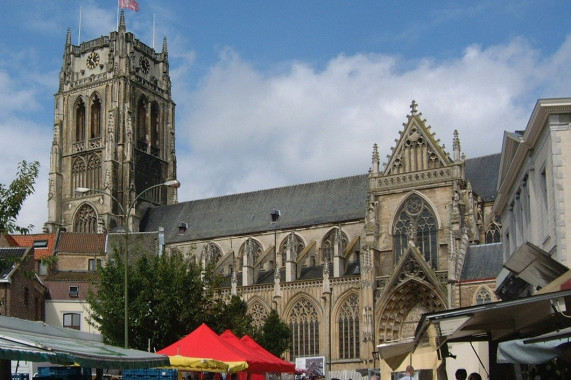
<box><xmin>72</xmin><ymin>156</ymin><xmax>86</xmax><ymax>191</ymax></box>
<box><xmin>150</xmin><ymin>102</ymin><xmax>160</xmax><ymax>156</ymax></box>
<box><xmin>280</xmin><ymin>233</ymin><xmax>305</xmax><ymax>268</ymax></box>
<box><xmin>90</xmin><ymin>93</ymin><xmax>102</xmax><ymax>139</ymax></box>
<box><xmin>75</xmin><ymin>98</ymin><xmax>86</xmax><ymax>143</ymax></box>
<box><xmin>74</xmin><ymin>203</ymin><xmax>98</xmax><ymax>232</ymax></box>
<box><xmin>137</xmin><ymin>97</ymin><xmax>148</xmax><ymax>150</ymax></box>
<box><xmin>86</xmin><ymin>153</ymin><xmax>101</xmax><ymax>190</ymax></box>
<box><xmin>393</xmin><ymin>194</ymin><xmax>438</xmax><ymax>269</ymax></box>
<box><xmin>289</xmin><ymin>298</ymin><xmax>320</xmax><ymax>357</ymax></box>
<box><xmin>322</xmin><ymin>228</ymin><xmax>348</xmax><ymax>264</ymax></box>
<box><xmin>338</xmin><ymin>294</ymin><xmax>360</xmax><ymax>359</ymax></box>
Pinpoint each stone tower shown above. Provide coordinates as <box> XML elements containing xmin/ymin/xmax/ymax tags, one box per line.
<box><xmin>45</xmin><ymin>12</ymin><xmax>178</xmax><ymax>234</ymax></box>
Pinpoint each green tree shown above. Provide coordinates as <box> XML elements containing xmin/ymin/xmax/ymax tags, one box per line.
<box><xmin>257</xmin><ymin>308</ymin><xmax>292</xmax><ymax>357</ymax></box>
<box><xmin>87</xmin><ymin>245</ymin><xmax>238</xmax><ymax>351</ymax></box>
<box><xmin>213</xmin><ymin>294</ymin><xmax>255</xmax><ymax>337</ymax></box>
<box><xmin>0</xmin><ymin>160</ymin><xmax>40</xmax><ymax>234</ymax></box>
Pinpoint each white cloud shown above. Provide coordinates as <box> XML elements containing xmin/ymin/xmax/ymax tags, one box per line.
<box><xmin>174</xmin><ymin>36</ymin><xmax>570</xmax><ymax>202</ymax></box>
<box><xmin>9</xmin><ymin>34</ymin><xmax>571</xmax><ymax>232</ymax></box>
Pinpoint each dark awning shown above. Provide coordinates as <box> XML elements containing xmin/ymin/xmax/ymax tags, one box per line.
<box><xmin>416</xmin><ymin>289</ymin><xmax>571</xmax><ymax>348</ymax></box>
<box><xmin>504</xmin><ymin>242</ymin><xmax>568</xmax><ymax>288</ymax></box>
<box><xmin>0</xmin><ymin>316</ymin><xmax>169</xmax><ymax>369</ymax></box>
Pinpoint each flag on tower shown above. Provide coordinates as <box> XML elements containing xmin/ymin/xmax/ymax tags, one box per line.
<box><xmin>119</xmin><ymin>0</ymin><xmax>139</xmax><ymax>12</ymax></box>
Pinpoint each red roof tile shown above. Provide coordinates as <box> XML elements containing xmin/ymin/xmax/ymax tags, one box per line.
<box><xmin>57</xmin><ymin>232</ymin><xmax>106</xmax><ymax>254</ymax></box>
<box><xmin>10</xmin><ymin>233</ymin><xmax>57</xmax><ymax>260</ymax></box>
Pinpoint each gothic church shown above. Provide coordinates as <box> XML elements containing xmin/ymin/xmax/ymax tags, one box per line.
<box><xmin>45</xmin><ymin>14</ymin><xmax>503</xmax><ymax>379</ymax></box>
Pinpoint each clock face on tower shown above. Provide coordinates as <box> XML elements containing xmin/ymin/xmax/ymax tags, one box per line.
<box><xmin>140</xmin><ymin>56</ymin><xmax>151</xmax><ymax>74</ymax></box>
<box><xmin>86</xmin><ymin>52</ymin><xmax>100</xmax><ymax>69</ymax></box>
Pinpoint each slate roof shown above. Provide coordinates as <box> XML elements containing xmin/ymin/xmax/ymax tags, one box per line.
<box><xmin>141</xmin><ymin>154</ymin><xmax>500</xmax><ymax>244</ymax></box>
<box><xmin>56</xmin><ymin>232</ymin><xmax>106</xmax><ymax>254</ymax></box>
<box><xmin>465</xmin><ymin>153</ymin><xmax>501</xmax><ymax>202</ymax></box>
<box><xmin>141</xmin><ymin>174</ymin><xmax>370</xmax><ymax>243</ymax></box>
<box><xmin>460</xmin><ymin>242</ymin><xmax>504</xmax><ymax>281</ymax></box>
<box><xmin>0</xmin><ymin>247</ymin><xmax>29</xmax><ymax>279</ymax></box>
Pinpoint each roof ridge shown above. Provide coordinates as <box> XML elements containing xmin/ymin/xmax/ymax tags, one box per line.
<box><xmin>181</xmin><ymin>173</ymin><xmax>369</xmax><ymax>204</ymax></box>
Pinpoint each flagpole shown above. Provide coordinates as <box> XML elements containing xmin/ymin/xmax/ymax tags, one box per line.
<box><xmin>153</xmin><ymin>13</ymin><xmax>156</xmax><ymax>49</ymax></box>
<box><xmin>78</xmin><ymin>6</ymin><xmax>82</xmax><ymax>44</ymax></box>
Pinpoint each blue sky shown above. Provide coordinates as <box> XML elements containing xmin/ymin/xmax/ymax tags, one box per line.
<box><xmin>2</xmin><ymin>0</ymin><xmax>571</xmax><ymax>232</ymax></box>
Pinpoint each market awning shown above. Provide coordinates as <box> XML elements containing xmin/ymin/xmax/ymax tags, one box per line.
<box><xmin>504</xmin><ymin>242</ymin><xmax>568</xmax><ymax>288</ymax></box>
<box><xmin>0</xmin><ymin>315</ymin><xmax>169</xmax><ymax>369</ymax></box>
<box><xmin>416</xmin><ymin>289</ymin><xmax>571</xmax><ymax>348</ymax></box>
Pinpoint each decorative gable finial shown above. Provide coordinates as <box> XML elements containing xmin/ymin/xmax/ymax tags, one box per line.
<box><xmin>453</xmin><ymin>129</ymin><xmax>461</xmax><ymax>161</ymax></box>
<box><xmin>410</xmin><ymin>100</ymin><xmax>418</xmax><ymax>115</ymax></box>
<box><xmin>162</xmin><ymin>36</ymin><xmax>168</xmax><ymax>55</ymax></box>
<box><xmin>371</xmin><ymin>143</ymin><xmax>380</xmax><ymax>174</ymax></box>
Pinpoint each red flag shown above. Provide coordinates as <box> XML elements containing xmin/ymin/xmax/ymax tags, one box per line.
<box><xmin>120</xmin><ymin>0</ymin><xmax>139</xmax><ymax>12</ymax></box>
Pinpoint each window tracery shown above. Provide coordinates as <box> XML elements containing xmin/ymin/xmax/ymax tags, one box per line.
<box><xmin>476</xmin><ymin>286</ymin><xmax>492</xmax><ymax>304</ymax></box>
<box><xmin>74</xmin><ymin>203</ymin><xmax>98</xmax><ymax>233</ymax></box>
<box><xmin>393</xmin><ymin>194</ymin><xmax>438</xmax><ymax>269</ymax></box>
<box><xmin>485</xmin><ymin>215</ymin><xmax>502</xmax><ymax>244</ymax></box>
<box><xmin>338</xmin><ymin>294</ymin><xmax>360</xmax><ymax>359</ymax></box>
<box><xmin>249</xmin><ymin>301</ymin><xmax>269</xmax><ymax>330</ymax></box>
<box><xmin>289</xmin><ymin>298</ymin><xmax>320</xmax><ymax>357</ymax></box>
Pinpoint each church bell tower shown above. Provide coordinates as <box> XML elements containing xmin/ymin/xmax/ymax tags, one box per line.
<box><xmin>45</xmin><ymin>11</ymin><xmax>178</xmax><ymax>233</ymax></box>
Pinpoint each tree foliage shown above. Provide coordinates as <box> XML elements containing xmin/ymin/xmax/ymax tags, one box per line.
<box><xmin>257</xmin><ymin>308</ymin><xmax>292</xmax><ymax>357</ymax></box>
<box><xmin>87</xmin><ymin>246</ymin><xmax>253</xmax><ymax>351</ymax></box>
<box><xmin>0</xmin><ymin>160</ymin><xmax>40</xmax><ymax>235</ymax></box>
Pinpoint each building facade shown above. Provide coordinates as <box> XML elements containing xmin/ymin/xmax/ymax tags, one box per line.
<box><xmin>495</xmin><ymin>98</ymin><xmax>571</xmax><ymax>298</ymax></box>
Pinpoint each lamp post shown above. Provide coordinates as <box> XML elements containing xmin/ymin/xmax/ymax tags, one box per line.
<box><xmin>372</xmin><ymin>351</ymin><xmax>380</xmax><ymax>379</ymax></box>
<box><xmin>76</xmin><ymin>179</ymin><xmax>180</xmax><ymax>348</ymax></box>
<box><xmin>270</xmin><ymin>208</ymin><xmax>280</xmax><ymax>307</ymax></box>
<box><xmin>270</xmin><ymin>207</ymin><xmax>280</xmax><ymax>266</ymax></box>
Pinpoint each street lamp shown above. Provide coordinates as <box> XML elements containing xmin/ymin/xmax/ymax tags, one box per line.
<box><xmin>76</xmin><ymin>179</ymin><xmax>180</xmax><ymax>348</ymax></box>
<box><xmin>270</xmin><ymin>208</ymin><xmax>280</xmax><ymax>306</ymax></box>
<box><xmin>270</xmin><ymin>207</ymin><xmax>280</xmax><ymax>264</ymax></box>
<box><xmin>372</xmin><ymin>351</ymin><xmax>380</xmax><ymax>378</ymax></box>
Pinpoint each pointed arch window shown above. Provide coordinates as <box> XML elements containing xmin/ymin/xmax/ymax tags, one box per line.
<box><xmin>338</xmin><ymin>294</ymin><xmax>360</xmax><ymax>359</ymax></box>
<box><xmin>289</xmin><ymin>298</ymin><xmax>320</xmax><ymax>357</ymax></box>
<box><xmin>90</xmin><ymin>93</ymin><xmax>102</xmax><ymax>139</ymax></box>
<box><xmin>137</xmin><ymin>97</ymin><xmax>148</xmax><ymax>151</ymax></box>
<box><xmin>201</xmin><ymin>242</ymin><xmax>222</xmax><ymax>269</ymax></box>
<box><xmin>71</xmin><ymin>156</ymin><xmax>86</xmax><ymax>192</ymax></box>
<box><xmin>393</xmin><ymin>194</ymin><xmax>438</xmax><ymax>269</ymax></box>
<box><xmin>150</xmin><ymin>102</ymin><xmax>160</xmax><ymax>156</ymax></box>
<box><xmin>238</xmin><ymin>238</ymin><xmax>263</xmax><ymax>271</ymax></box>
<box><xmin>322</xmin><ymin>228</ymin><xmax>348</xmax><ymax>264</ymax></box>
<box><xmin>75</xmin><ymin>98</ymin><xmax>86</xmax><ymax>144</ymax></box>
<box><xmin>476</xmin><ymin>287</ymin><xmax>492</xmax><ymax>304</ymax></box>
<box><xmin>485</xmin><ymin>216</ymin><xmax>502</xmax><ymax>244</ymax></box>
<box><xmin>74</xmin><ymin>203</ymin><xmax>98</xmax><ymax>233</ymax></box>
<box><xmin>280</xmin><ymin>233</ymin><xmax>304</xmax><ymax>268</ymax></box>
